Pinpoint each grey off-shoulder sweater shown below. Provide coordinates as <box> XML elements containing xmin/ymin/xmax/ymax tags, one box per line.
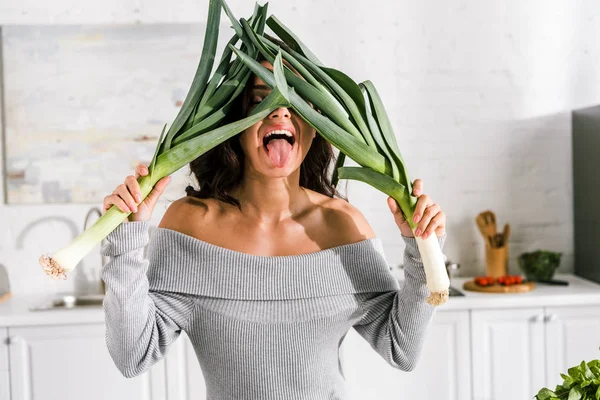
<box><xmin>100</xmin><ymin>221</ymin><xmax>446</xmax><ymax>400</ymax></box>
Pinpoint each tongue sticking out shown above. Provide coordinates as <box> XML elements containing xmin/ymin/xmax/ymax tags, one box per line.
<box><xmin>266</xmin><ymin>139</ymin><xmax>293</xmax><ymax>167</ymax></box>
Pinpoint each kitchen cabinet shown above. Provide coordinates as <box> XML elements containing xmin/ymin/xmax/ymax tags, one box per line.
<box><xmin>472</xmin><ymin>305</ymin><xmax>600</xmax><ymax>400</ymax></box>
<box><xmin>2</xmin><ymin>275</ymin><xmax>599</xmax><ymax>400</ymax></box>
<box><xmin>545</xmin><ymin>305</ymin><xmax>600</xmax><ymax>387</ymax></box>
<box><xmin>7</xmin><ymin>323</ymin><xmax>166</xmax><ymax>400</ymax></box>
<box><xmin>1</xmin><ymin>328</ymin><xmax>8</xmax><ymax>400</ymax></box>
<box><xmin>1</xmin><ymin>327</ymin><xmax>8</xmax><ymax>370</ymax></box>
<box><xmin>472</xmin><ymin>307</ymin><xmax>546</xmax><ymax>400</ymax></box>
<box><xmin>0</xmin><ymin>372</ymin><xmax>9</xmax><ymax>400</ymax></box>
<box><xmin>341</xmin><ymin>310</ymin><xmax>472</xmax><ymax>400</ymax></box>
<box><xmin>163</xmin><ymin>332</ymin><xmax>207</xmax><ymax>400</ymax></box>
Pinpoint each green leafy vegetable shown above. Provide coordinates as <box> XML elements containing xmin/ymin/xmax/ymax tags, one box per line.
<box><xmin>518</xmin><ymin>250</ymin><xmax>562</xmax><ymax>281</ymax></box>
<box><xmin>535</xmin><ymin>355</ymin><xmax>600</xmax><ymax>400</ymax></box>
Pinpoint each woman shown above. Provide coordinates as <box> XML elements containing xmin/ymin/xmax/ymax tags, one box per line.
<box><xmin>100</xmin><ymin>59</ymin><xmax>447</xmax><ymax>399</ymax></box>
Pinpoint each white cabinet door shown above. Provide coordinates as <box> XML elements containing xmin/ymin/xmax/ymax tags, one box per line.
<box><xmin>8</xmin><ymin>324</ymin><xmax>166</xmax><ymax>400</ymax></box>
<box><xmin>472</xmin><ymin>307</ymin><xmax>546</xmax><ymax>400</ymax></box>
<box><xmin>164</xmin><ymin>332</ymin><xmax>206</xmax><ymax>400</ymax></box>
<box><xmin>0</xmin><ymin>327</ymin><xmax>7</xmax><ymax>371</ymax></box>
<box><xmin>1</xmin><ymin>327</ymin><xmax>8</xmax><ymax>400</ymax></box>
<box><xmin>341</xmin><ymin>310</ymin><xmax>472</xmax><ymax>400</ymax></box>
<box><xmin>545</xmin><ymin>305</ymin><xmax>600</xmax><ymax>388</ymax></box>
<box><xmin>0</xmin><ymin>371</ymin><xmax>9</xmax><ymax>400</ymax></box>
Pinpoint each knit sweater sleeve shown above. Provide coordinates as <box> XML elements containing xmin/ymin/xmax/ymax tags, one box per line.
<box><xmin>352</xmin><ymin>235</ymin><xmax>446</xmax><ymax>371</ymax></box>
<box><xmin>100</xmin><ymin>221</ymin><xmax>197</xmax><ymax>378</ymax></box>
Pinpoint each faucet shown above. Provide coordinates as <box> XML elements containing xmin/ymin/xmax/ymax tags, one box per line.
<box><xmin>84</xmin><ymin>207</ymin><xmax>108</xmax><ymax>295</ymax></box>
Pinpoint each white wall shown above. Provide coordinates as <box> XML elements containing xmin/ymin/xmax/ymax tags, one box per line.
<box><xmin>1</xmin><ymin>0</ymin><xmax>600</xmax><ymax>296</ymax></box>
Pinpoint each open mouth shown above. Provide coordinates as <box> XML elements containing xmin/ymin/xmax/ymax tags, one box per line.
<box><xmin>262</xmin><ymin>129</ymin><xmax>296</xmax><ymax>150</ymax></box>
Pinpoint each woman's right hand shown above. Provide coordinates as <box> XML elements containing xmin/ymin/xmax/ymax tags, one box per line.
<box><xmin>103</xmin><ymin>164</ymin><xmax>172</xmax><ymax>222</ymax></box>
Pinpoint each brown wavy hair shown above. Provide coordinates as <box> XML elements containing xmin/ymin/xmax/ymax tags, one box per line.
<box><xmin>185</xmin><ymin>39</ymin><xmax>347</xmax><ymax>209</ymax></box>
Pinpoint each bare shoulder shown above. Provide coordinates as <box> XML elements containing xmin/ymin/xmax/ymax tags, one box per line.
<box><xmin>158</xmin><ymin>196</ymin><xmax>212</xmax><ymax>233</ymax></box>
<box><xmin>308</xmin><ymin>191</ymin><xmax>376</xmax><ymax>242</ymax></box>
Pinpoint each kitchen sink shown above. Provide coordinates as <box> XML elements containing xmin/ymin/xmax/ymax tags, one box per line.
<box><xmin>449</xmin><ymin>286</ymin><xmax>464</xmax><ymax>297</ymax></box>
<box><xmin>29</xmin><ymin>294</ymin><xmax>105</xmax><ymax>311</ymax></box>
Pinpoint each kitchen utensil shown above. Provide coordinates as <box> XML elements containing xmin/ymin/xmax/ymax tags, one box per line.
<box><xmin>485</xmin><ymin>245</ymin><xmax>508</xmax><ymax>277</ymax></box>
<box><xmin>476</xmin><ymin>211</ymin><xmax>498</xmax><ymax>248</ymax></box>
<box><xmin>537</xmin><ymin>279</ymin><xmax>569</xmax><ymax>286</ymax></box>
<box><xmin>482</xmin><ymin>211</ymin><xmax>497</xmax><ymax>236</ymax></box>
<box><xmin>475</xmin><ymin>214</ymin><xmax>488</xmax><ymax>236</ymax></box>
<box><xmin>463</xmin><ymin>280</ymin><xmax>535</xmax><ymax>293</ymax></box>
<box><xmin>502</xmin><ymin>223</ymin><xmax>511</xmax><ymax>246</ymax></box>
<box><xmin>494</xmin><ymin>233</ymin><xmax>504</xmax><ymax>247</ymax></box>
<box><xmin>0</xmin><ymin>264</ymin><xmax>11</xmax><ymax>303</ymax></box>
<box><xmin>476</xmin><ymin>221</ymin><xmax>494</xmax><ymax>248</ymax></box>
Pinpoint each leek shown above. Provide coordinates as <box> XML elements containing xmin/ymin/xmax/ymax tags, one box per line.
<box><xmin>39</xmin><ymin>0</ymin><xmax>289</xmax><ymax>279</ymax></box>
<box><xmin>228</xmin><ymin>11</ymin><xmax>449</xmax><ymax>305</ymax></box>
<box><xmin>39</xmin><ymin>0</ymin><xmax>450</xmax><ymax>306</ymax></box>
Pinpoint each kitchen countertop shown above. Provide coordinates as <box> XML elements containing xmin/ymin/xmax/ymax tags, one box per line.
<box><xmin>0</xmin><ymin>293</ymin><xmax>106</xmax><ymax>327</ymax></box>
<box><xmin>439</xmin><ymin>273</ymin><xmax>600</xmax><ymax>311</ymax></box>
<box><xmin>1</xmin><ymin>274</ymin><xmax>600</xmax><ymax>327</ymax></box>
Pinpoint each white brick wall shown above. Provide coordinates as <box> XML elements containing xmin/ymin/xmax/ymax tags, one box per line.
<box><xmin>2</xmin><ymin>0</ymin><xmax>600</xmax><ymax>295</ymax></box>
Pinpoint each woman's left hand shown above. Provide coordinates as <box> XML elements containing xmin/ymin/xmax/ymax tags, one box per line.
<box><xmin>387</xmin><ymin>179</ymin><xmax>446</xmax><ymax>239</ymax></box>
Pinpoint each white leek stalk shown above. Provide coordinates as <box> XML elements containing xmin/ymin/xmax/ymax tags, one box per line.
<box><xmin>415</xmin><ymin>236</ymin><xmax>450</xmax><ymax>305</ymax></box>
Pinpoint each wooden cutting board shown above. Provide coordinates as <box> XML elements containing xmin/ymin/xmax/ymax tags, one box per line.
<box><xmin>463</xmin><ymin>280</ymin><xmax>535</xmax><ymax>293</ymax></box>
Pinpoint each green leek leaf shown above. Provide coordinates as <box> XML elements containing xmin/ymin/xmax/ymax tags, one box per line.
<box><xmin>216</xmin><ymin>0</ymin><xmax>244</xmax><ymax>39</ymax></box>
<box><xmin>331</xmin><ymin>151</ymin><xmax>346</xmax><ymax>187</ymax></box>
<box><xmin>238</xmin><ymin>24</ymin><xmax>365</xmax><ymax>145</ymax></box>
<box><xmin>359</xmin><ymin>83</ymin><xmax>399</xmax><ymax>182</ymax></box>
<box><xmin>230</xmin><ymin>44</ymin><xmax>389</xmax><ymax>174</ymax></box>
<box><xmin>266</xmin><ymin>15</ymin><xmax>323</xmax><ymax>66</ymax></box>
<box><xmin>361</xmin><ymin>80</ymin><xmax>412</xmax><ymax>192</ymax></box>
<box><xmin>321</xmin><ymin>67</ymin><xmax>367</xmax><ymax>121</ymax></box>
<box><xmin>163</xmin><ymin>0</ymin><xmax>221</xmax><ymax>150</ymax></box>
<box><xmin>273</xmin><ymin>51</ymin><xmax>289</xmax><ymax>101</ymax></box>
<box><xmin>263</xmin><ymin>38</ymin><xmax>375</xmax><ymax>149</ymax></box>
<box><xmin>197</xmin><ymin>36</ymin><xmax>239</xmax><ymax>110</ymax></box>
<box><xmin>337</xmin><ymin>166</ymin><xmax>417</xmax><ymax>229</ymax></box>
<box><xmin>149</xmin><ymin>123</ymin><xmax>167</xmax><ymax>183</ymax></box>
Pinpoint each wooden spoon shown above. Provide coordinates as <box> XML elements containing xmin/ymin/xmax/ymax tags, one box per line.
<box><xmin>502</xmin><ymin>223</ymin><xmax>511</xmax><ymax>246</ymax></box>
<box><xmin>475</xmin><ymin>214</ymin><xmax>488</xmax><ymax>238</ymax></box>
<box><xmin>477</xmin><ymin>211</ymin><xmax>498</xmax><ymax>247</ymax></box>
<box><xmin>482</xmin><ymin>211</ymin><xmax>497</xmax><ymax>237</ymax></box>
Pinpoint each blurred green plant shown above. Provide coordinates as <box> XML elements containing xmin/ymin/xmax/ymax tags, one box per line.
<box><xmin>535</xmin><ymin>351</ymin><xmax>600</xmax><ymax>400</ymax></box>
<box><xmin>518</xmin><ymin>250</ymin><xmax>562</xmax><ymax>281</ymax></box>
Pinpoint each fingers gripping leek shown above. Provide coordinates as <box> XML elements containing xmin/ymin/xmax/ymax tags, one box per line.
<box><xmin>337</xmin><ymin>167</ymin><xmax>449</xmax><ymax>306</ymax></box>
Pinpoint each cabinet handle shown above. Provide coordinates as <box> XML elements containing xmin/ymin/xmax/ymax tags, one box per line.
<box><xmin>5</xmin><ymin>336</ymin><xmax>22</xmax><ymax>345</ymax></box>
<box><xmin>545</xmin><ymin>314</ymin><xmax>558</xmax><ymax>323</ymax></box>
<box><xmin>530</xmin><ymin>314</ymin><xmax>544</xmax><ymax>323</ymax></box>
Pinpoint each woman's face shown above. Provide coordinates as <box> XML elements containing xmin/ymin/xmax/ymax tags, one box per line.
<box><xmin>238</xmin><ymin>61</ymin><xmax>316</xmax><ymax>178</ymax></box>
